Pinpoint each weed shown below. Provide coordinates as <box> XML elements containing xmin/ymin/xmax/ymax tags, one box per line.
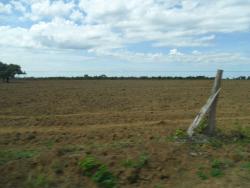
<box><xmin>79</xmin><ymin>156</ymin><xmax>99</xmax><ymax>176</ymax></box>
<box><xmin>211</xmin><ymin>159</ymin><xmax>223</xmax><ymax>169</ymax></box>
<box><xmin>58</xmin><ymin>145</ymin><xmax>83</xmax><ymax>154</ymax></box>
<box><xmin>210</xmin><ymin>168</ymin><xmax>223</xmax><ymax>177</ymax></box>
<box><xmin>210</xmin><ymin>159</ymin><xmax>224</xmax><ymax>177</ymax></box>
<box><xmin>154</xmin><ymin>184</ymin><xmax>163</xmax><ymax>188</ymax></box>
<box><xmin>0</xmin><ymin>150</ymin><xmax>37</xmax><ymax>166</ymax></box>
<box><xmin>196</xmin><ymin>117</ymin><xmax>208</xmax><ymax>134</ymax></box>
<box><xmin>166</xmin><ymin>128</ymin><xmax>188</xmax><ymax>142</ymax></box>
<box><xmin>196</xmin><ymin>170</ymin><xmax>208</xmax><ymax>180</ymax></box>
<box><xmin>92</xmin><ymin>165</ymin><xmax>117</xmax><ymax>188</ymax></box>
<box><xmin>174</xmin><ymin>128</ymin><xmax>187</xmax><ymax>139</ymax></box>
<box><xmin>26</xmin><ymin>174</ymin><xmax>51</xmax><ymax>188</ymax></box>
<box><xmin>241</xmin><ymin>162</ymin><xmax>250</xmax><ymax>171</ymax></box>
<box><xmin>79</xmin><ymin>156</ymin><xmax>117</xmax><ymax>188</ymax></box>
<box><xmin>43</xmin><ymin>140</ymin><xmax>54</xmax><ymax>149</ymax></box>
<box><xmin>122</xmin><ymin>154</ymin><xmax>149</xmax><ymax>169</ymax></box>
<box><xmin>196</xmin><ymin>166</ymin><xmax>208</xmax><ymax>180</ymax></box>
<box><xmin>208</xmin><ymin>138</ymin><xmax>223</xmax><ymax>148</ymax></box>
<box><xmin>231</xmin><ymin>126</ymin><xmax>250</xmax><ymax>144</ymax></box>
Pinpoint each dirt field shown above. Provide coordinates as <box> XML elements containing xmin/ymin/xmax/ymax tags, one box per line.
<box><xmin>0</xmin><ymin>80</ymin><xmax>250</xmax><ymax>188</ymax></box>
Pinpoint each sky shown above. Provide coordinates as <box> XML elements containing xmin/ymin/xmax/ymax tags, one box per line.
<box><xmin>0</xmin><ymin>0</ymin><xmax>250</xmax><ymax>77</ymax></box>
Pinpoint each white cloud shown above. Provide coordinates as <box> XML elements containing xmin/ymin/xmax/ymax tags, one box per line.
<box><xmin>69</xmin><ymin>10</ymin><xmax>85</xmax><ymax>22</ymax></box>
<box><xmin>169</xmin><ymin>49</ymin><xmax>183</xmax><ymax>56</ymax></box>
<box><xmin>0</xmin><ymin>2</ymin><xmax>12</xmax><ymax>14</ymax></box>
<box><xmin>2</xmin><ymin>0</ymin><xmax>250</xmax><ymax>49</ymax></box>
<box><xmin>10</xmin><ymin>0</ymin><xmax>26</xmax><ymax>13</ymax></box>
<box><xmin>95</xmin><ymin>49</ymin><xmax>250</xmax><ymax>65</ymax></box>
<box><xmin>0</xmin><ymin>0</ymin><xmax>250</xmax><ymax>66</ymax></box>
<box><xmin>25</xmin><ymin>0</ymin><xmax>75</xmax><ymax>21</ymax></box>
<box><xmin>0</xmin><ymin>17</ymin><xmax>122</xmax><ymax>51</ymax></box>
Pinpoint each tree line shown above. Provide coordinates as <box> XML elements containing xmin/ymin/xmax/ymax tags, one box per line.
<box><xmin>0</xmin><ymin>62</ymin><xmax>25</xmax><ymax>83</ymax></box>
<box><xmin>18</xmin><ymin>74</ymin><xmax>250</xmax><ymax>80</ymax></box>
<box><xmin>1</xmin><ymin>61</ymin><xmax>250</xmax><ymax>82</ymax></box>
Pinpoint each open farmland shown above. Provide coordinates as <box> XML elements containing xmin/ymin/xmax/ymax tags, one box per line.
<box><xmin>0</xmin><ymin>80</ymin><xmax>250</xmax><ymax>188</ymax></box>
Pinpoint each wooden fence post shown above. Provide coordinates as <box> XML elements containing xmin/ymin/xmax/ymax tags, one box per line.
<box><xmin>187</xmin><ymin>69</ymin><xmax>223</xmax><ymax>137</ymax></box>
<box><xmin>204</xmin><ymin>69</ymin><xmax>223</xmax><ymax>135</ymax></box>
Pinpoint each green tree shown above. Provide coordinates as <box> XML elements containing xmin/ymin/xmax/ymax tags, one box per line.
<box><xmin>0</xmin><ymin>62</ymin><xmax>25</xmax><ymax>83</ymax></box>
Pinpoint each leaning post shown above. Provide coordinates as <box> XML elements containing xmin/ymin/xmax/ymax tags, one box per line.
<box><xmin>204</xmin><ymin>69</ymin><xmax>223</xmax><ymax>136</ymax></box>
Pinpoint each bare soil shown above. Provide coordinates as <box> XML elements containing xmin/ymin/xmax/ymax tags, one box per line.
<box><xmin>0</xmin><ymin>80</ymin><xmax>249</xmax><ymax>188</ymax></box>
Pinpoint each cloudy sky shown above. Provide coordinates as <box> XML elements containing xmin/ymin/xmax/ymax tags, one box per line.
<box><xmin>0</xmin><ymin>0</ymin><xmax>250</xmax><ymax>77</ymax></box>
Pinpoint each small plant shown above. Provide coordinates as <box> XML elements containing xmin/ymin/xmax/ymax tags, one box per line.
<box><xmin>241</xmin><ymin>162</ymin><xmax>250</xmax><ymax>171</ymax></box>
<box><xmin>79</xmin><ymin>156</ymin><xmax>117</xmax><ymax>188</ymax></box>
<box><xmin>210</xmin><ymin>168</ymin><xmax>223</xmax><ymax>177</ymax></box>
<box><xmin>231</xmin><ymin>126</ymin><xmax>250</xmax><ymax>144</ymax></box>
<box><xmin>174</xmin><ymin>128</ymin><xmax>187</xmax><ymax>139</ymax></box>
<box><xmin>210</xmin><ymin>159</ymin><xmax>224</xmax><ymax>177</ymax></box>
<box><xmin>154</xmin><ymin>184</ymin><xmax>163</xmax><ymax>188</ymax></box>
<box><xmin>196</xmin><ymin>117</ymin><xmax>208</xmax><ymax>134</ymax></box>
<box><xmin>211</xmin><ymin>159</ymin><xmax>223</xmax><ymax>169</ymax></box>
<box><xmin>43</xmin><ymin>140</ymin><xmax>54</xmax><ymax>149</ymax></box>
<box><xmin>26</xmin><ymin>174</ymin><xmax>51</xmax><ymax>188</ymax></box>
<box><xmin>79</xmin><ymin>156</ymin><xmax>99</xmax><ymax>176</ymax></box>
<box><xmin>0</xmin><ymin>150</ymin><xmax>37</xmax><ymax>166</ymax></box>
<box><xmin>92</xmin><ymin>165</ymin><xmax>117</xmax><ymax>188</ymax></box>
<box><xmin>122</xmin><ymin>154</ymin><xmax>149</xmax><ymax>169</ymax></box>
<box><xmin>208</xmin><ymin>138</ymin><xmax>223</xmax><ymax>148</ymax></box>
<box><xmin>196</xmin><ymin>170</ymin><xmax>208</xmax><ymax>180</ymax></box>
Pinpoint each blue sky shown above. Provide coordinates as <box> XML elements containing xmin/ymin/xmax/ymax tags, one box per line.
<box><xmin>0</xmin><ymin>0</ymin><xmax>250</xmax><ymax>77</ymax></box>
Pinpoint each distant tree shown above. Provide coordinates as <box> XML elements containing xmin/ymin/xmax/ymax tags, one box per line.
<box><xmin>0</xmin><ymin>62</ymin><xmax>25</xmax><ymax>83</ymax></box>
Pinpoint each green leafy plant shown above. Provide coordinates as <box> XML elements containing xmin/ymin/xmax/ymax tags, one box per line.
<box><xmin>196</xmin><ymin>170</ymin><xmax>208</xmax><ymax>180</ymax></box>
<box><xmin>210</xmin><ymin>168</ymin><xmax>223</xmax><ymax>177</ymax></box>
<box><xmin>174</xmin><ymin>128</ymin><xmax>187</xmax><ymax>139</ymax></box>
<box><xmin>26</xmin><ymin>174</ymin><xmax>51</xmax><ymax>188</ymax></box>
<box><xmin>211</xmin><ymin>159</ymin><xmax>223</xmax><ymax>169</ymax></box>
<box><xmin>241</xmin><ymin>162</ymin><xmax>250</xmax><ymax>171</ymax></box>
<box><xmin>122</xmin><ymin>154</ymin><xmax>149</xmax><ymax>169</ymax></box>
<box><xmin>208</xmin><ymin>138</ymin><xmax>223</xmax><ymax>148</ymax></box>
<box><xmin>92</xmin><ymin>165</ymin><xmax>117</xmax><ymax>188</ymax></box>
<box><xmin>210</xmin><ymin>159</ymin><xmax>224</xmax><ymax>177</ymax></box>
<box><xmin>79</xmin><ymin>156</ymin><xmax>99</xmax><ymax>176</ymax></box>
<box><xmin>79</xmin><ymin>156</ymin><xmax>117</xmax><ymax>188</ymax></box>
<box><xmin>43</xmin><ymin>140</ymin><xmax>54</xmax><ymax>149</ymax></box>
<box><xmin>231</xmin><ymin>126</ymin><xmax>250</xmax><ymax>144</ymax></box>
<box><xmin>196</xmin><ymin>117</ymin><xmax>208</xmax><ymax>134</ymax></box>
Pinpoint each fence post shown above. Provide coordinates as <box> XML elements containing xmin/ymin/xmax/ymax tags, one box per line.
<box><xmin>204</xmin><ymin>69</ymin><xmax>223</xmax><ymax>136</ymax></box>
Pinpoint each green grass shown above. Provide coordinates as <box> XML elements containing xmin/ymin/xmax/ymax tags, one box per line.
<box><xmin>208</xmin><ymin>138</ymin><xmax>223</xmax><ymax>148</ymax></box>
<box><xmin>79</xmin><ymin>156</ymin><xmax>99</xmax><ymax>176</ymax></box>
<box><xmin>196</xmin><ymin>170</ymin><xmax>208</xmax><ymax>180</ymax></box>
<box><xmin>92</xmin><ymin>165</ymin><xmax>117</xmax><ymax>188</ymax></box>
<box><xmin>122</xmin><ymin>154</ymin><xmax>149</xmax><ymax>169</ymax></box>
<box><xmin>196</xmin><ymin>117</ymin><xmax>208</xmax><ymax>134</ymax></box>
<box><xmin>210</xmin><ymin>159</ymin><xmax>224</xmax><ymax>177</ymax></box>
<box><xmin>26</xmin><ymin>174</ymin><xmax>51</xmax><ymax>188</ymax></box>
<box><xmin>79</xmin><ymin>156</ymin><xmax>117</xmax><ymax>188</ymax></box>
<box><xmin>0</xmin><ymin>149</ymin><xmax>37</xmax><ymax>166</ymax></box>
<box><xmin>241</xmin><ymin>162</ymin><xmax>250</xmax><ymax>171</ymax></box>
<box><xmin>210</xmin><ymin>168</ymin><xmax>224</xmax><ymax>177</ymax></box>
<box><xmin>166</xmin><ymin>128</ymin><xmax>188</xmax><ymax>141</ymax></box>
<box><xmin>231</xmin><ymin>126</ymin><xmax>250</xmax><ymax>144</ymax></box>
<box><xmin>43</xmin><ymin>140</ymin><xmax>55</xmax><ymax>149</ymax></box>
